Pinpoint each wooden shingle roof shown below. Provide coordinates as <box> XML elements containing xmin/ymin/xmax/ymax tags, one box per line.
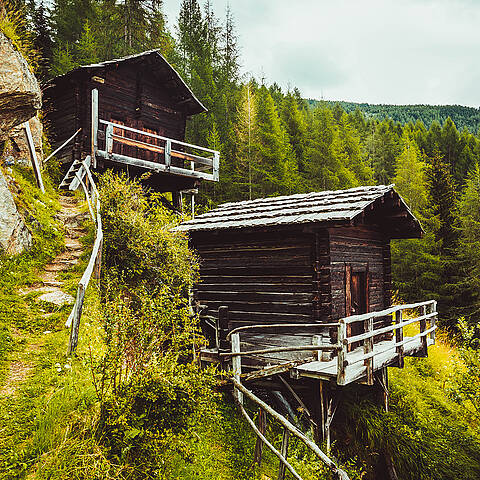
<box><xmin>177</xmin><ymin>185</ymin><xmax>422</xmax><ymax>238</ymax></box>
<box><xmin>51</xmin><ymin>50</ymin><xmax>206</xmax><ymax>116</ymax></box>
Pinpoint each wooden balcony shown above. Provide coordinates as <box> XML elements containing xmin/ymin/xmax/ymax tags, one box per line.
<box><xmin>201</xmin><ymin>300</ymin><xmax>438</xmax><ymax>387</ymax></box>
<box><xmin>96</xmin><ymin>119</ymin><xmax>219</xmax><ymax>182</ymax></box>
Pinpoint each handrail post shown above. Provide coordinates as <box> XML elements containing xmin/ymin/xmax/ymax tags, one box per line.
<box><xmin>337</xmin><ymin>320</ymin><xmax>347</xmax><ymax>385</ymax></box>
<box><xmin>364</xmin><ymin>317</ymin><xmax>374</xmax><ymax>385</ymax></box>
<box><xmin>91</xmin><ymin>88</ymin><xmax>98</xmax><ymax>168</ymax></box>
<box><xmin>231</xmin><ymin>332</ymin><xmax>243</xmax><ymax>404</ymax></box>
<box><xmin>165</xmin><ymin>139</ymin><xmax>171</xmax><ymax>169</ymax></box>
<box><xmin>24</xmin><ymin>121</ymin><xmax>45</xmax><ymax>193</ymax></box>
<box><xmin>420</xmin><ymin>304</ymin><xmax>428</xmax><ymax>356</ymax></box>
<box><xmin>105</xmin><ymin>123</ymin><xmax>114</xmax><ymax>154</ymax></box>
<box><xmin>395</xmin><ymin>309</ymin><xmax>404</xmax><ymax>368</ymax></box>
<box><xmin>430</xmin><ymin>301</ymin><xmax>437</xmax><ymax>344</ymax></box>
<box><xmin>213</xmin><ymin>151</ymin><xmax>220</xmax><ymax>181</ymax></box>
<box><xmin>67</xmin><ymin>283</ymin><xmax>85</xmax><ymax>355</ymax></box>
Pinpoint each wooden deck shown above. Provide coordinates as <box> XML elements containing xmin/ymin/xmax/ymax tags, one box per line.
<box><xmin>201</xmin><ymin>300</ymin><xmax>438</xmax><ymax>387</ymax></box>
<box><xmin>293</xmin><ymin>335</ymin><xmax>434</xmax><ymax>384</ymax></box>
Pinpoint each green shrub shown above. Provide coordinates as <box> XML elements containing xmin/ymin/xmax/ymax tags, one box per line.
<box><xmin>0</xmin><ymin>1</ymin><xmax>39</xmax><ymax>71</ymax></box>
<box><xmin>99</xmin><ymin>171</ymin><xmax>198</xmax><ymax>295</ymax></box>
<box><xmin>99</xmin><ymin>359</ymin><xmax>218</xmax><ymax>479</ymax></box>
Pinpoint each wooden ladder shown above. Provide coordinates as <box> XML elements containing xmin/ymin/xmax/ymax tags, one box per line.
<box><xmin>59</xmin><ymin>157</ymin><xmax>91</xmax><ymax>190</ymax></box>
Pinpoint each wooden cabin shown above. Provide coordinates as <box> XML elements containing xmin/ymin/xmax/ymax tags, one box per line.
<box><xmin>177</xmin><ymin>185</ymin><xmax>437</xmax><ymax>387</ymax></box>
<box><xmin>44</xmin><ymin>50</ymin><xmax>219</xmax><ymax>201</ymax></box>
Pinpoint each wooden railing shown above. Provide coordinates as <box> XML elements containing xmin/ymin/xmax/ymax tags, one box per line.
<box><xmin>65</xmin><ymin>156</ymin><xmax>103</xmax><ymax>355</ymax></box>
<box><xmin>90</xmin><ymin>88</ymin><xmax>219</xmax><ymax>182</ymax></box>
<box><xmin>208</xmin><ymin>300</ymin><xmax>438</xmax><ymax>387</ymax></box>
<box><xmin>96</xmin><ymin>119</ymin><xmax>219</xmax><ymax>182</ymax></box>
<box><xmin>336</xmin><ymin>300</ymin><xmax>437</xmax><ymax>385</ymax></box>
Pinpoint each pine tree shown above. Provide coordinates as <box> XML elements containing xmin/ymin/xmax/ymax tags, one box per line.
<box><xmin>393</xmin><ymin>133</ymin><xmax>427</xmax><ymax>215</ymax></box>
<box><xmin>280</xmin><ymin>91</ymin><xmax>307</xmax><ymax>172</ymax></box>
<box><xmin>30</xmin><ymin>0</ymin><xmax>53</xmax><ymax>79</ymax></box>
<box><xmin>75</xmin><ymin>20</ymin><xmax>99</xmax><ymax>65</ymax></box>
<box><xmin>456</xmin><ymin>163</ymin><xmax>480</xmax><ymax>322</ymax></box>
<box><xmin>234</xmin><ymin>82</ymin><xmax>258</xmax><ymax>200</ymax></box>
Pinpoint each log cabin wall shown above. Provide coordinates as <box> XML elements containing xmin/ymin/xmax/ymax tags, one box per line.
<box><xmin>45</xmin><ymin>65</ymin><xmax>188</xmax><ymax>167</ymax></box>
<box><xmin>43</xmin><ymin>80</ymin><xmax>78</xmax><ymax>165</ymax></box>
<box><xmin>192</xmin><ymin>227</ymin><xmax>332</xmax><ymax>366</ymax></box>
<box><xmin>328</xmin><ymin>225</ymin><xmax>391</xmax><ymax>329</ymax></box>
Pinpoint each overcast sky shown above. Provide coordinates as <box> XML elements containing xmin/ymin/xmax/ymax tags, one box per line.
<box><xmin>162</xmin><ymin>0</ymin><xmax>480</xmax><ymax>107</ymax></box>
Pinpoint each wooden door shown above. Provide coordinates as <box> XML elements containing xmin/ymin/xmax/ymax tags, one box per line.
<box><xmin>345</xmin><ymin>265</ymin><xmax>369</xmax><ymax>348</ymax></box>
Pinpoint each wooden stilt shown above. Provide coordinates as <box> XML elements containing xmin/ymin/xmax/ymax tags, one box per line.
<box><xmin>325</xmin><ymin>391</ymin><xmax>339</xmax><ymax>453</ymax></box>
<box><xmin>319</xmin><ymin>380</ymin><xmax>326</xmax><ymax>443</ymax></box>
<box><xmin>379</xmin><ymin>367</ymin><xmax>389</xmax><ymax>412</ymax></box>
<box><xmin>277</xmin><ymin>428</ymin><xmax>290</xmax><ymax>480</ymax></box>
<box><xmin>253</xmin><ymin>408</ymin><xmax>266</xmax><ymax>465</ymax></box>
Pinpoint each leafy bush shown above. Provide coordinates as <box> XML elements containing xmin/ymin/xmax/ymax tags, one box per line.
<box><xmin>99</xmin><ymin>359</ymin><xmax>218</xmax><ymax>479</ymax></box>
<box><xmin>334</xmin><ymin>340</ymin><xmax>480</xmax><ymax>480</ymax></box>
<box><xmin>99</xmin><ymin>171</ymin><xmax>198</xmax><ymax>294</ymax></box>
<box><xmin>0</xmin><ymin>1</ymin><xmax>39</xmax><ymax>70</ymax></box>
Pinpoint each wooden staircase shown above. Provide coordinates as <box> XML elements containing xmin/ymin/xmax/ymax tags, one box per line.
<box><xmin>59</xmin><ymin>156</ymin><xmax>91</xmax><ymax>190</ymax></box>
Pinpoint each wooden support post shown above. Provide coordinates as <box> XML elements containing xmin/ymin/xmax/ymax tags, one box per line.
<box><xmin>165</xmin><ymin>139</ymin><xmax>171</xmax><ymax>168</ymax></box>
<box><xmin>172</xmin><ymin>191</ymin><xmax>182</xmax><ymax>211</ymax></box>
<box><xmin>91</xmin><ymin>88</ymin><xmax>98</xmax><ymax>169</ymax></box>
<box><xmin>105</xmin><ymin>123</ymin><xmax>114</xmax><ymax>154</ymax></box>
<box><xmin>420</xmin><ymin>305</ymin><xmax>428</xmax><ymax>356</ymax></box>
<box><xmin>217</xmin><ymin>306</ymin><xmax>230</xmax><ymax>351</ymax></box>
<box><xmin>231</xmin><ymin>332</ymin><xmax>243</xmax><ymax>405</ymax></box>
<box><xmin>381</xmin><ymin>367</ymin><xmax>389</xmax><ymax>412</ymax></box>
<box><xmin>325</xmin><ymin>393</ymin><xmax>339</xmax><ymax>454</ymax></box>
<box><xmin>364</xmin><ymin>317</ymin><xmax>374</xmax><ymax>385</ymax></box>
<box><xmin>24</xmin><ymin>121</ymin><xmax>45</xmax><ymax>193</ymax></box>
<box><xmin>213</xmin><ymin>151</ymin><xmax>220</xmax><ymax>181</ymax></box>
<box><xmin>337</xmin><ymin>320</ymin><xmax>347</xmax><ymax>385</ymax></box>
<box><xmin>430</xmin><ymin>301</ymin><xmax>437</xmax><ymax>343</ymax></box>
<box><xmin>319</xmin><ymin>380</ymin><xmax>326</xmax><ymax>443</ymax></box>
<box><xmin>277</xmin><ymin>428</ymin><xmax>290</xmax><ymax>480</ymax></box>
<box><xmin>395</xmin><ymin>309</ymin><xmax>404</xmax><ymax>368</ymax></box>
<box><xmin>94</xmin><ymin>237</ymin><xmax>103</xmax><ymax>280</ymax></box>
<box><xmin>254</xmin><ymin>408</ymin><xmax>267</xmax><ymax>466</ymax></box>
<box><xmin>67</xmin><ymin>284</ymin><xmax>85</xmax><ymax>355</ymax></box>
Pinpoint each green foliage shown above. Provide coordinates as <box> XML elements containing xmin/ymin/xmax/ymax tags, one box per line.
<box><xmin>0</xmin><ymin>1</ymin><xmax>39</xmax><ymax>70</ymax></box>
<box><xmin>99</xmin><ymin>360</ymin><xmax>219</xmax><ymax>479</ymax></box>
<box><xmin>336</xmin><ymin>341</ymin><xmax>480</xmax><ymax>480</ymax></box>
<box><xmin>99</xmin><ymin>171</ymin><xmax>198</xmax><ymax>293</ymax></box>
<box><xmin>308</xmin><ymin>99</ymin><xmax>480</xmax><ymax>133</ymax></box>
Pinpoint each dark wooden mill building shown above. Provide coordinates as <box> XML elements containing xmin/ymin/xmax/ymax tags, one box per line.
<box><xmin>176</xmin><ymin>185</ymin><xmax>438</xmax><ymax>448</ymax></box>
<box><xmin>44</xmin><ymin>50</ymin><xmax>219</xmax><ymax>203</ymax></box>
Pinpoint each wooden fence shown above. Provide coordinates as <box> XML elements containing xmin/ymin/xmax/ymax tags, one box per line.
<box><xmin>65</xmin><ymin>156</ymin><xmax>103</xmax><ymax>354</ymax></box>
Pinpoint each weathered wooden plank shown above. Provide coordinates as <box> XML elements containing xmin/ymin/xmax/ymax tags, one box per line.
<box><xmin>202</xmin><ymin>301</ymin><xmax>313</xmax><ymax>315</ymax></box>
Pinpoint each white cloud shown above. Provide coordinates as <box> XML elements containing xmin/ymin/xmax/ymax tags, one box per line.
<box><xmin>162</xmin><ymin>0</ymin><xmax>480</xmax><ymax>106</ymax></box>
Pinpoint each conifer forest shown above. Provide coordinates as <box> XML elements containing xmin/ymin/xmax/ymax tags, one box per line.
<box><xmin>3</xmin><ymin>1</ymin><xmax>480</xmax><ymax>479</ymax></box>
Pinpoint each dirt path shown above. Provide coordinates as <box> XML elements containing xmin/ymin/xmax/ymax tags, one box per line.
<box><xmin>0</xmin><ymin>194</ymin><xmax>88</xmax><ymax>397</ymax></box>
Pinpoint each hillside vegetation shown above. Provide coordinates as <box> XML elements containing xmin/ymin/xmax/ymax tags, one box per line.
<box><xmin>2</xmin><ymin>168</ymin><xmax>480</xmax><ymax>479</ymax></box>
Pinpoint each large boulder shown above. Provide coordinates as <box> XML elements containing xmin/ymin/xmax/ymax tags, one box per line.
<box><xmin>0</xmin><ymin>168</ymin><xmax>32</xmax><ymax>254</ymax></box>
<box><xmin>7</xmin><ymin>115</ymin><xmax>43</xmax><ymax>167</ymax></box>
<box><xmin>0</xmin><ymin>31</ymin><xmax>41</xmax><ymax>141</ymax></box>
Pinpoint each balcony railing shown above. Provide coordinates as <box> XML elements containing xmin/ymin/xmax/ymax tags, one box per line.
<box><xmin>90</xmin><ymin>88</ymin><xmax>219</xmax><ymax>182</ymax></box>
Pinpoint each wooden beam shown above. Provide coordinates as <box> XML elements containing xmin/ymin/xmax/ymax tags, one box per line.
<box><xmin>91</xmin><ymin>88</ymin><xmax>98</xmax><ymax>168</ymax></box>
<box><xmin>364</xmin><ymin>317</ymin><xmax>374</xmax><ymax>385</ymax></box>
<box><xmin>24</xmin><ymin>122</ymin><xmax>45</xmax><ymax>193</ymax></box>
<box><xmin>278</xmin><ymin>428</ymin><xmax>290</xmax><ymax>480</ymax></box>
<box><xmin>395</xmin><ymin>310</ymin><xmax>404</xmax><ymax>368</ymax></box>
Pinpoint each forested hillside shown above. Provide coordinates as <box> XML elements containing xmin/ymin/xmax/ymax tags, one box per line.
<box><xmin>307</xmin><ymin>99</ymin><xmax>480</xmax><ymax>133</ymax></box>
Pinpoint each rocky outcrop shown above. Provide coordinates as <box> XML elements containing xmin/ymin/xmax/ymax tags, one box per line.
<box><xmin>0</xmin><ymin>31</ymin><xmax>41</xmax><ymax>141</ymax></box>
<box><xmin>7</xmin><ymin>115</ymin><xmax>43</xmax><ymax>167</ymax></box>
<box><xmin>0</xmin><ymin>168</ymin><xmax>32</xmax><ymax>254</ymax></box>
